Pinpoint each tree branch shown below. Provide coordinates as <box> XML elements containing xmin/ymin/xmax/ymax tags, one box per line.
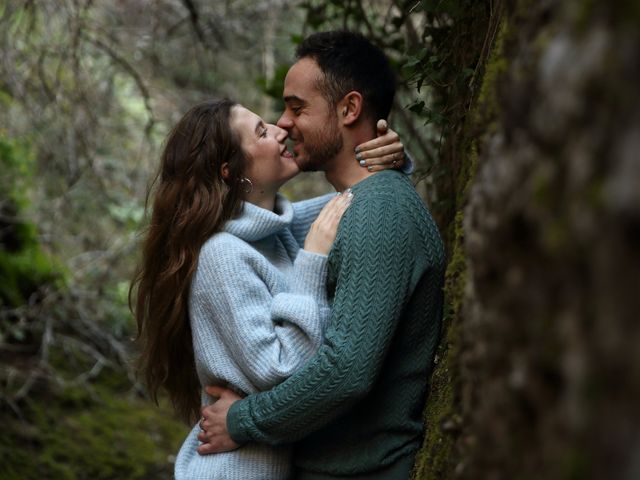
<box><xmin>82</xmin><ymin>33</ymin><xmax>155</xmax><ymax>136</ymax></box>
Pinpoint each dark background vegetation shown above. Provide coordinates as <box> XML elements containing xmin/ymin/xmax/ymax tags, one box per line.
<box><xmin>1</xmin><ymin>0</ymin><xmax>638</xmax><ymax>478</ymax></box>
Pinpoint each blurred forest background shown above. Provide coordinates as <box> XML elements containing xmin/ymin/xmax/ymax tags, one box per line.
<box><xmin>1</xmin><ymin>0</ymin><xmax>638</xmax><ymax>479</ymax></box>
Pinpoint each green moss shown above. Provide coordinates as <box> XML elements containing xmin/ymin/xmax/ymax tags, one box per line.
<box><xmin>0</xmin><ymin>381</ymin><xmax>188</xmax><ymax>479</ymax></box>
<box><xmin>413</xmin><ymin>198</ymin><xmax>467</xmax><ymax>479</ymax></box>
<box><xmin>413</xmin><ymin>6</ymin><xmax>510</xmax><ymax>476</ymax></box>
<box><xmin>413</xmin><ymin>337</ymin><xmax>460</xmax><ymax>479</ymax></box>
<box><xmin>474</xmin><ymin>20</ymin><xmax>509</xmax><ymax>130</ymax></box>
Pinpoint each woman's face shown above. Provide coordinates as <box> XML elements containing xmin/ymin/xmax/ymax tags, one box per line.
<box><xmin>230</xmin><ymin>105</ymin><xmax>299</xmax><ymax>192</ymax></box>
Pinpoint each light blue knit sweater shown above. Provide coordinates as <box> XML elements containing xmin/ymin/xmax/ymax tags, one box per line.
<box><xmin>174</xmin><ymin>193</ymin><xmax>334</xmax><ymax>480</ymax></box>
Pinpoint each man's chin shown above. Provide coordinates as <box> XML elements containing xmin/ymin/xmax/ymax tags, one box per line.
<box><xmin>293</xmin><ymin>154</ymin><xmax>318</xmax><ymax>172</ymax></box>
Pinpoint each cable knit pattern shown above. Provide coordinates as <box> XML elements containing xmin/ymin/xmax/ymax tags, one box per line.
<box><xmin>174</xmin><ymin>193</ymin><xmax>334</xmax><ymax>480</ymax></box>
<box><xmin>227</xmin><ymin>171</ymin><xmax>446</xmax><ymax>479</ymax></box>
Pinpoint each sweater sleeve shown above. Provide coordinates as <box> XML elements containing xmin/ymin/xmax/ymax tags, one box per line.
<box><xmin>290</xmin><ymin>193</ymin><xmax>335</xmax><ymax>247</ymax></box>
<box><xmin>227</xmin><ymin>195</ymin><xmax>422</xmax><ymax>444</ymax></box>
<box><xmin>191</xmin><ymin>237</ymin><xmax>331</xmax><ymax>391</ymax></box>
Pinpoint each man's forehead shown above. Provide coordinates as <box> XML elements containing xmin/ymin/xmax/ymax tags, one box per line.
<box><xmin>283</xmin><ymin>58</ymin><xmax>323</xmax><ymax>97</ymax></box>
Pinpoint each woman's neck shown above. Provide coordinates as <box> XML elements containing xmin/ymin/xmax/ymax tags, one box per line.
<box><xmin>245</xmin><ymin>190</ymin><xmax>277</xmax><ymax>212</ymax></box>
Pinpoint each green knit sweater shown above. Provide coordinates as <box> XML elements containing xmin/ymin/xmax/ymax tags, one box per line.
<box><xmin>228</xmin><ymin>170</ymin><xmax>445</xmax><ymax>478</ymax></box>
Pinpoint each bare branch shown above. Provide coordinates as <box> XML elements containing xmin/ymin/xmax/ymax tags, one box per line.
<box><xmin>82</xmin><ymin>33</ymin><xmax>156</xmax><ymax>136</ymax></box>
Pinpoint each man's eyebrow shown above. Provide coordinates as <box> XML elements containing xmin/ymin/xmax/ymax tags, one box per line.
<box><xmin>283</xmin><ymin>95</ymin><xmax>305</xmax><ymax>104</ymax></box>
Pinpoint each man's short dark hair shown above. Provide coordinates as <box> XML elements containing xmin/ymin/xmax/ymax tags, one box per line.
<box><xmin>296</xmin><ymin>30</ymin><xmax>396</xmax><ymax>123</ymax></box>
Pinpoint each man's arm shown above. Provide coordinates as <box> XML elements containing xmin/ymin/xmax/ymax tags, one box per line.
<box><xmin>225</xmin><ymin>194</ymin><xmax>423</xmax><ymax>445</ymax></box>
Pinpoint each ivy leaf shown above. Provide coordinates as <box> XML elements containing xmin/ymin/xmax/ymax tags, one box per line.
<box><xmin>462</xmin><ymin>67</ymin><xmax>475</xmax><ymax>78</ymax></box>
<box><xmin>408</xmin><ymin>100</ymin><xmax>426</xmax><ymax>114</ymax></box>
<box><xmin>403</xmin><ymin>56</ymin><xmax>422</xmax><ymax>69</ymax></box>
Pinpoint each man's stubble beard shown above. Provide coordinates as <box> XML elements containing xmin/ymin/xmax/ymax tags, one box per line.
<box><xmin>297</xmin><ymin>116</ymin><xmax>343</xmax><ymax>172</ymax></box>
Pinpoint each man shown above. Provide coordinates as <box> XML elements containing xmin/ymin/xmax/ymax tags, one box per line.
<box><xmin>198</xmin><ymin>31</ymin><xmax>445</xmax><ymax>479</ymax></box>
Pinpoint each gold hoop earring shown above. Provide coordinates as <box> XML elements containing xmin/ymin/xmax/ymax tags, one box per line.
<box><xmin>239</xmin><ymin>177</ymin><xmax>253</xmax><ymax>194</ymax></box>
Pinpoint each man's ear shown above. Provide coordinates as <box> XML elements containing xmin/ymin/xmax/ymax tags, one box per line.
<box><xmin>220</xmin><ymin>162</ymin><xmax>230</xmax><ymax>181</ymax></box>
<box><xmin>338</xmin><ymin>91</ymin><xmax>363</xmax><ymax>126</ymax></box>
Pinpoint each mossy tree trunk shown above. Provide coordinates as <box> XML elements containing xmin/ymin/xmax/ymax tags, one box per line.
<box><xmin>414</xmin><ymin>1</ymin><xmax>640</xmax><ymax>479</ymax></box>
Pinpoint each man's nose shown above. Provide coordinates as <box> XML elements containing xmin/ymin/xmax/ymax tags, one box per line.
<box><xmin>277</xmin><ymin>113</ymin><xmax>293</xmax><ymax>130</ymax></box>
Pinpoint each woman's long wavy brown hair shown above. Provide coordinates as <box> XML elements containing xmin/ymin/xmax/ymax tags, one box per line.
<box><xmin>131</xmin><ymin>99</ymin><xmax>247</xmax><ymax>423</ymax></box>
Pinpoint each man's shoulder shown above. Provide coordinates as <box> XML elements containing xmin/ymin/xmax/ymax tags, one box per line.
<box><xmin>342</xmin><ymin>171</ymin><xmax>443</xmax><ymax>251</ymax></box>
<box><xmin>353</xmin><ymin>170</ymin><xmax>412</xmax><ymax>194</ymax></box>
<box><xmin>349</xmin><ymin>171</ymin><xmax>426</xmax><ymax>218</ymax></box>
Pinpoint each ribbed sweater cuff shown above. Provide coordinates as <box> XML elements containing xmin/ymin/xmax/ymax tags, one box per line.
<box><xmin>227</xmin><ymin>397</ymin><xmax>252</xmax><ymax>444</ymax></box>
<box><xmin>290</xmin><ymin>250</ymin><xmax>329</xmax><ymax>299</ymax></box>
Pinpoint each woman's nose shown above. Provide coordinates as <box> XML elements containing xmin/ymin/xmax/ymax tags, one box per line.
<box><xmin>272</xmin><ymin>124</ymin><xmax>289</xmax><ymax>142</ymax></box>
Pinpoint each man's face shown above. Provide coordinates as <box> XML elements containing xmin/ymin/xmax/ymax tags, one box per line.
<box><xmin>277</xmin><ymin>58</ymin><xmax>343</xmax><ymax>172</ymax></box>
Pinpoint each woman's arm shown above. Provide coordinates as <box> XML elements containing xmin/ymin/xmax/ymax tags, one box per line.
<box><xmin>192</xmin><ymin>194</ymin><xmax>352</xmax><ymax>391</ymax></box>
<box><xmin>191</xmin><ymin>236</ymin><xmax>331</xmax><ymax>392</ymax></box>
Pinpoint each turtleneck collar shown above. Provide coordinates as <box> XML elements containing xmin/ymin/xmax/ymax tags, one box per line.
<box><xmin>224</xmin><ymin>193</ymin><xmax>293</xmax><ymax>242</ymax></box>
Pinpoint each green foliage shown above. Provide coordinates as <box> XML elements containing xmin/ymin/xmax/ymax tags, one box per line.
<box><xmin>256</xmin><ymin>64</ymin><xmax>290</xmax><ymax>106</ymax></box>
<box><xmin>107</xmin><ymin>200</ymin><xmax>144</xmax><ymax>230</ymax></box>
<box><xmin>102</xmin><ymin>281</ymin><xmax>136</xmax><ymax>338</ymax></box>
<box><xmin>0</xmin><ymin>138</ymin><xmax>63</xmax><ymax>312</ymax></box>
<box><xmin>0</xmin><ymin>242</ymin><xmax>58</xmax><ymax>307</ymax></box>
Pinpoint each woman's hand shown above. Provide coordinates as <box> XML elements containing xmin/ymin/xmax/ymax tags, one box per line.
<box><xmin>303</xmin><ymin>192</ymin><xmax>353</xmax><ymax>255</ymax></box>
<box><xmin>355</xmin><ymin>120</ymin><xmax>405</xmax><ymax>172</ymax></box>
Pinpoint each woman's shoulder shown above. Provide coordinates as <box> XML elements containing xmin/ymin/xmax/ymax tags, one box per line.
<box><xmin>192</xmin><ymin>233</ymin><xmax>257</xmax><ymax>288</ymax></box>
<box><xmin>192</xmin><ymin>232</ymin><xmax>272</xmax><ymax>293</ymax></box>
<box><xmin>199</xmin><ymin>231</ymin><xmax>255</xmax><ymax>265</ymax></box>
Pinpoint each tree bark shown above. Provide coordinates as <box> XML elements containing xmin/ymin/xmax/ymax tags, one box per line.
<box><xmin>414</xmin><ymin>1</ymin><xmax>640</xmax><ymax>478</ymax></box>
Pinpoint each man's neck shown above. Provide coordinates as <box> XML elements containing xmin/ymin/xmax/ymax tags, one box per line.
<box><xmin>325</xmin><ymin>127</ymin><xmax>376</xmax><ymax>192</ymax></box>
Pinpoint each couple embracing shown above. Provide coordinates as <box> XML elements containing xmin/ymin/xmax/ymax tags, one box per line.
<box><xmin>133</xmin><ymin>30</ymin><xmax>445</xmax><ymax>480</ymax></box>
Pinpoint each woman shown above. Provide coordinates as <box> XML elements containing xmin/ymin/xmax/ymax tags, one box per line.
<box><xmin>131</xmin><ymin>99</ymin><xmax>404</xmax><ymax>479</ymax></box>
